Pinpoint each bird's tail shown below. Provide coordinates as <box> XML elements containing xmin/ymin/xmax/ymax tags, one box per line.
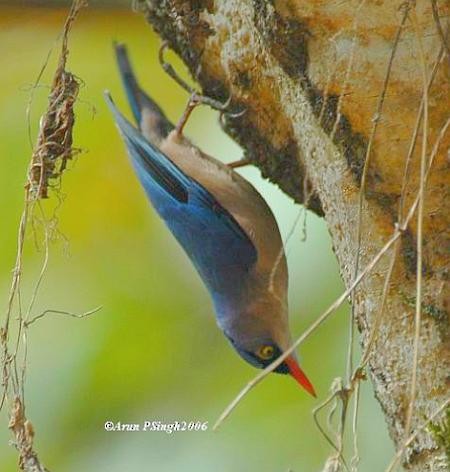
<box><xmin>104</xmin><ymin>91</ymin><xmax>190</xmax><ymax>204</ymax></box>
<box><xmin>114</xmin><ymin>42</ymin><xmax>173</xmax><ymax>143</ymax></box>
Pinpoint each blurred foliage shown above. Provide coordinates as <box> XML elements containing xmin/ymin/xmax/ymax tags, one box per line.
<box><xmin>0</xmin><ymin>1</ymin><xmax>129</xmax><ymax>7</ymax></box>
<box><xmin>0</xmin><ymin>6</ymin><xmax>393</xmax><ymax>472</ymax></box>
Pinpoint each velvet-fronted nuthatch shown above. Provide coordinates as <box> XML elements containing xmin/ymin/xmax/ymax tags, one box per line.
<box><xmin>105</xmin><ymin>44</ymin><xmax>316</xmax><ymax>397</ymax></box>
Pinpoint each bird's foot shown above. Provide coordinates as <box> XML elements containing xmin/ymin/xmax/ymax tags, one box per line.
<box><xmin>218</xmin><ymin>101</ymin><xmax>246</xmax><ymax>132</ymax></box>
<box><xmin>227</xmin><ymin>158</ymin><xmax>251</xmax><ymax>169</ymax></box>
<box><xmin>159</xmin><ymin>41</ymin><xmax>245</xmax><ymax>136</ymax></box>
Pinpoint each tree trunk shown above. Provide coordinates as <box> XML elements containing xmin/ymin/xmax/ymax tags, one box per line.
<box><xmin>136</xmin><ymin>0</ymin><xmax>449</xmax><ymax>470</ymax></box>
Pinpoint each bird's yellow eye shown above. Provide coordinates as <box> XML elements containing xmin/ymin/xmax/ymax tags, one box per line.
<box><xmin>258</xmin><ymin>345</ymin><xmax>274</xmax><ymax>360</ymax></box>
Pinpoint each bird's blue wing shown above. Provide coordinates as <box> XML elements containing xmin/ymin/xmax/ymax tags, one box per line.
<box><xmin>105</xmin><ymin>93</ymin><xmax>258</xmax><ymax>299</ymax></box>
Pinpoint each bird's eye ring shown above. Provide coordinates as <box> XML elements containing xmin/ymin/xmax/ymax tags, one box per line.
<box><xmin>257</xmin><ymin>345</ymin><xmax>274</xmax><ymax>360</ymax></box>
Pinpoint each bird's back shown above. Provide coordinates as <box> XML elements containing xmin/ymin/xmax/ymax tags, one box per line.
<box><xmin>159</xmin><ymin>131</ymin><xmax>289</xmax><ymax>310</ymax></box>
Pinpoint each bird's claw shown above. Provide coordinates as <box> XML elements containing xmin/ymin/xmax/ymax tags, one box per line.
<box><xmin>219</xmin><ymin>104</ymin><xmax>246</xmax><ymax>131</ymax></box>
<box><xmin>159</xmin><ymin>40</ymin><xmax>246</xmax><ymax>127</ymax></box>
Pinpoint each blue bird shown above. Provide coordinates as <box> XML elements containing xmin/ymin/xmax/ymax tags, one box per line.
<box><xmin>106</xmin><ymin>43</ymin><xmax>316</xmax><ymax>397</ymax></box>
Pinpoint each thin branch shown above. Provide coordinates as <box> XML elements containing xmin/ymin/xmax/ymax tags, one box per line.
<box><xmin>430</xmin><ymin>0</ymin><xmax>450</xmax><ymax>65</ymax></box>
<box><xmin>349</xmin><ymin>382</ymin><xmax>361</xmax><ymax>472</ymax></box>
<box><xmin>159</xmin><ymin>41</ymin><xmax>233</xmax><ymax>113</ymax></box>
<box><xmin>338</xmin><ymin>5</ymin><xmax>412</xmax><ymax>464</ymax></box>
<box><xmin>398</xmin><ymin>44</ymin><xmax>445</xmax><ymax>221</ymax></box>
<box><xmin>403</xmin><ymin>8</ymin><xmax>429</xmax><ymax>446</ymax></box>
<box><xmin>345</xmin><ymin>0</ymin><xmax>412</xmax><ymax>385</ymax></box>
<box><xmin>313</xmin><ymin>378</ymin><xmax>350</xmax><ymax>471</ymax></box>
<box><xmin>24</xmin><ymin>306</ymin><xmax>102</xmax><ymax>328</ymax></box>
<box><xmin>358</xmin><ymin>244</ymin><xmax>398</xmax><ymax>369</ymax></box>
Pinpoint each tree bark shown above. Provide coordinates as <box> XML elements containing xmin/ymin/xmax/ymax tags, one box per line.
<box><xmin>136</xmin><ymin>1</ymin><xmax>449</xmax><ymax>470</ymax></box>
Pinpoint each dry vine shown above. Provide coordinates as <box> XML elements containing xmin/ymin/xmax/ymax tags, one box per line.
<box><xmin>1</xmin><ymin>1</ymin><xmax>89</xmax><ymax>470</ymax></box>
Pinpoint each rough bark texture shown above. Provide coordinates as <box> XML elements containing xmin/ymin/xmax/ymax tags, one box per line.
<box><xmin>136</xmin><ymin>0</ymin><xmax>449</xmax><ymax>470</ymax></box>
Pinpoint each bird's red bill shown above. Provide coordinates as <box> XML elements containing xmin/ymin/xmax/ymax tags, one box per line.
<box><xmin>285</xmin><ymin>356</ymin><xmax>317</xmax><ymax>397</ymax></box>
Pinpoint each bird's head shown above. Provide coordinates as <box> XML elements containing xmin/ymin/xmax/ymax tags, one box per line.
<box><xmin>223</xmin><ymin>324</ymin><xmax>316</xmax><ymax>397</ymax></box>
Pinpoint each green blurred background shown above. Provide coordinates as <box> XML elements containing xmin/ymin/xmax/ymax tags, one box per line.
<box><xmin>0</xmin><ymin>4</ymin><xmax>393</xmax><ymax>471</ymax></box>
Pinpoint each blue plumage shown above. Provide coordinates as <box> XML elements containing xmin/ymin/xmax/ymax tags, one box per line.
<box><xmin>105</xmin><ymin>94</ymin><xmax>257</xmax><ymax>302</ymax></box>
